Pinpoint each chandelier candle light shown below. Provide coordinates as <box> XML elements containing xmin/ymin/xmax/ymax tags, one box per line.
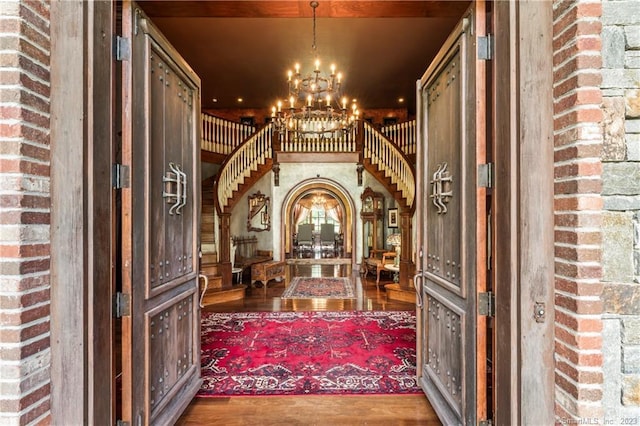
<box><xmin>272</xmin><ymin>1</ymin><xmax>360</xmax><ymax>137</ymax></box>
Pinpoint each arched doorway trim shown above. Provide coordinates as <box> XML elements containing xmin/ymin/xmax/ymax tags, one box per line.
<box><xmin>281</xmin><ymin>177</ymin><xmax>356</xmax><ymax>265</ymax></box>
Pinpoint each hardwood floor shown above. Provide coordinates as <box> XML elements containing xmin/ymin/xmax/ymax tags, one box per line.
<box><xmin>177</xmin><ymin>262</ymin><xmax>441</xmax><ymax>425</ymax></box>
<box><xmin>178</xmin><ymin>395</ymin><xmax>441</xmax><ymax>425</ymax></box>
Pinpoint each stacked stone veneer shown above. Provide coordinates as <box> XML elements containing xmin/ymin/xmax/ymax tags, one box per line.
<box><xmin>600</xmin><ymin>0</ymin><xmax>640</xmax><ymax>420</ymax></box>
<box><xmin>0</xmin><ymin>1</ymin><xmax>52</xmax><ymax>425</ymax></box>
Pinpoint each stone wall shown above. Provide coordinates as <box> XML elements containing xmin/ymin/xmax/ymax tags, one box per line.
<box><xmin>600</xmin><ymin>0</ymin><xmax>640</xmax><ymax>419</ymax></box>
<box><xmin>0</xmin><ymin>0</ymin><xmax>52</xmax><ymax>424</ymax></box>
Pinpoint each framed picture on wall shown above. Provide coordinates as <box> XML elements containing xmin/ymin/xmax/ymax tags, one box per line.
<box><xmin>388</xmin><ymin>208</ymin><xmax>399</xmax><ymax>228</ymax></box>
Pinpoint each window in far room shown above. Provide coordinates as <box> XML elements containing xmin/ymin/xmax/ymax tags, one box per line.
<box><xmin>301</xmin><ymin>206</ymin><xmax>340</xmax><ymax>234</ymax></box>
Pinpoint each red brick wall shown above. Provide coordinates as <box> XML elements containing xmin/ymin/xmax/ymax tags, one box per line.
<box><xmin>0</xmin><ymin>1</ymin><xmax>52</xmax><ymax>424</ymax></box>
<box><xmin>552</xmin><ymin>0</ymin><xmax>604</xmax><ymax>421</ymax></box>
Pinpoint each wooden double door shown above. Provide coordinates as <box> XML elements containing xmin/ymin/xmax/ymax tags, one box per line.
<box><xmin>118</xmin><ymin>2</ymin><xmax>202</xmax><ymax>424</ymax></box>
<box><xmin>414</xmin><ymin>3</ymin><xmax>492</xmax><ymax>424</ymax></box>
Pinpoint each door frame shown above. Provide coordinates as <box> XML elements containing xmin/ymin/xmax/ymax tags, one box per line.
<box><xmin>280</xmin><ymin>177</ymin><xmax>357</xmax><ymax>264</ymax></box>
<box><xmin>414</xmin><ymin>0</ymin><xmax>555</xmax><ymax>424</ymax></box>
<box><xmin>491</xmin><ymin>1</ymin><xmax>555</xmax><ymax>424</ymax></box>
<box><xmin>50</xmin><ymin>1</ymin><xmax>115</xmax><ymax>423</ymax></box>
<box><xmin>48</xmin><ymin>1</ymin><xmax>556</xmax><ymax>423</ymax></box>
<box><xmin>415</xmin><ymin>3</ymin><xmax>488</xmax><ymax>423</ymax></box>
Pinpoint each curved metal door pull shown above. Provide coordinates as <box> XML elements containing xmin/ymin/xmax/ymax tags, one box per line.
<box><xmin>163</xmin><ymin>162</ymin><xmax>184</xmax><ymax>215</ymax></box>
<box><xmin>198</xmin><ymin>274</ymin><xmax>208</xmax><ymax>308</ymax></box>
<box><xmin>175</xmin><ymin>166</ymin><xmax>188</xmax><ymax>215</ymax></box>
<box><xmin>429</xmin><ymin>162</ymin><xmax>453</xmax><ymax>214</ymax></box>
<box><xmin>413</xmin><ymin>271</ymin><xmax>424</xmax><ymax>308</ymax></box>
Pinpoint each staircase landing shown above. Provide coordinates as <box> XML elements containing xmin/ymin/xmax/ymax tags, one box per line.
<box><xmin>200</xmin><ymin>285</ymin><xmax>246</xmax><ymax>306</ymax></box>
<box><xmin>384</xmin><ymin>283</ymin><xmax>416</xmax><ymax>303</ymax></box>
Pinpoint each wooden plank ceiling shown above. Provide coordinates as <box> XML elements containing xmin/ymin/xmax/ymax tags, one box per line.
<box><xmin>140</xmin><ymin>1</ymin><xmax>468</xmax><ymax>18</ymax></box>
<box><xmin>138</xmin><ymin>1</ymin><xmax>470</xmax><ymax>112</ymax></box>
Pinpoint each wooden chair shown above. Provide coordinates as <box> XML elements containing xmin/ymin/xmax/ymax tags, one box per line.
<box><xmin>363</xmin><ymin>251</ymin><xmax>396</xmax><ymax>288</ymax></box>
<box><xmin>296</xmin><ymin>223</ymin><xmax>315</xmax><ymax>253</ymax></box>
<box><xmin>319</xmin><ymin>223</ymin><xmax>336</xmax><ymax>255</ymax></box>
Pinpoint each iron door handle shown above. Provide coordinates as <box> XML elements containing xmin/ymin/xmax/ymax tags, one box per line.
<box><xmin>413</xmin><ymin>270</ymin><xmax>424</xmax><ymax>308</ymax></box>
<box><xmin>163</xmin><ymin>162</ymin><xmax>186</xmax><ymax>215</ymax></box>
<box><xmin>175</xmin><ymin>165</ymin><xmax>187</xmax><ymax>215</ymax></box>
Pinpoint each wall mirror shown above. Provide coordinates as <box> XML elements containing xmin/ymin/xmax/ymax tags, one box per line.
<box><xmin>247</xmin><ymin>191</ymin><xmax>270</xmax><ymax>232</ymax></box>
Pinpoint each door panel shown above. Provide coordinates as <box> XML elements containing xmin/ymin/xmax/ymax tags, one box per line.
<box><xmin>425</xmin><ymin>291</ymin><xmax>464</xmax><ymax>416</ymax></box>
<box><xmin>149</xmin><ymin>43</ymin><xmax>167</xmax><ymax>291</ymax></box>
<box><xmin>147</xmin><ymin>291</ymin><xmax>197</xmax><ymax>415</ymax></box>
<box><xmin>415</xmin><ymin>3</ymin><xmax>488</xmax><ymax>425</ymax></box>
<box><xmin>121</xmin><ymin>2</ymin><xmax>202</xmax><ymax>424</ymax></box>
<box><xmin>426</xmin><ymin>48</ymin><xmax>463</xmax><ymax>296</ymax></box>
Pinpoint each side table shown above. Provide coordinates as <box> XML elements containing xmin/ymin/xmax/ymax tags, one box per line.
<box><xmin>384</xmin><ymin>264</ymin><xmax>400</xmax><ymax>283</ymax></box>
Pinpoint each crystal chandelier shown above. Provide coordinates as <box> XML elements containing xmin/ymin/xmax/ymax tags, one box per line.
<box><xmin>271</xmin><ymin>1</ymin><xmax>360</xmax><ymax>137</ymax></box>
<box><xmin>311</xmin><ymin>193</ymin><xmax>326</xmax><ymax>207</ymax></box>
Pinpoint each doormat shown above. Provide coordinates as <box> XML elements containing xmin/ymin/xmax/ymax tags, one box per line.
<box><xmin>197</xmin><ymin>310</ymin><xmax>420</xmax><ymax>396</ymax></box>
<box><xmin>281</xmin><ymin>277</ymin><xmax>355</xmax><ymax>299</ymax></box>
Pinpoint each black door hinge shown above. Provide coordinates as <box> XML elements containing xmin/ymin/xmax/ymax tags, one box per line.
<box><xmin>478</xmin><ymin>291</ymin><xmax>495</xmax><ymax>317</ymax></box>
<box><xmin>112</xmin><ymin>163</ymin><xmax>130</xmax><ymax>189</ymax></box>
<box><xmin>114</xmin><ymin>36</ymin><xmax>130</xmax><ymax>61</ymax></box>
<box><xmin>478</xmin><ymin>163</ymin><xmax>493</xmax><ymax>188</ymax></box>
<box><xmin>478</xmin><ymin>35</ymin><xmax>494</xmax><ymax>61</ymax></box>
<box><xmin>112</xmin><ymin>292</ymin><xmax>130</xmax><ymax>318</ymax></box>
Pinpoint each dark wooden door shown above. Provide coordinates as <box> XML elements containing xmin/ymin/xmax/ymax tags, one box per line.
<box><xmin>120</xmin><ymin>2</ymin><xmax>202</xmax><ymax>424</ymax></box>
<box><xmin>414</xmin><ymin>2</ymin><xmax>490</xmax><ymax>424</ymax></box>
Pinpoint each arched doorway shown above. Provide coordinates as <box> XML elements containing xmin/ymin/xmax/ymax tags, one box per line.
<box><xmin>281</xmin><ymin>178</ymin><xmax>356</xmax><ymax>265</ymax></box>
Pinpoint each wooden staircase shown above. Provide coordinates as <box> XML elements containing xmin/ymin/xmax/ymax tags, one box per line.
<box><xmin>201</xmin><ymin>177</ymin><xmax>216</xmax><ymax>248</ymax></box>
<box><xmin>362</xmin><ymin>158</ymin><xmax>412</xmax><ymax>211</ymax></box>
<box><xmin>219</xmin><ymin>158</ymin><xmax>273</xmax><ymax>213</ymax></box>
<box><xmin>202</xmin><ymin>116</ymin><xmax>416</xmax><ymax>303</ymax></box>
<box><xmin>362</xmin><ymin>121</ymin><xmax>416</xmax><ymax>212</ymax></box>
<box><xmin>199</xmin><ymin>177</ymin><xmax>246</xmax><ymax>306</ymax></box>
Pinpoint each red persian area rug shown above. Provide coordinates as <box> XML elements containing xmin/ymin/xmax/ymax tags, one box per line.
<box><xmin>280</xmin><ymin>277</ymin><xmax>356</xmax><ymax>299</ymax></box>
<box><xmin>197</xmin><ymin>310</ymin><xmax>420</xmax><ymax>397</ymax></box>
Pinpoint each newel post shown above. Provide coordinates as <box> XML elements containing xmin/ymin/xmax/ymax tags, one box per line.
<box><xmin>272</xmin><ymin>127</ymin><xmax>281</xmax><ymax>153</ymax></box>
<box><xmin>399</xmin><ymin>210</ymin><xmax>413</xmax><ymax>290</ymax></box>
<box><xmin>355</xmin><ymin>119</ymin><xmax>365</xmax><ymax>154</ymax></box>
<box><xmin>218</xmin><ymin>212</ymin><xmax>232</xmax><ymax>286</ymax></box>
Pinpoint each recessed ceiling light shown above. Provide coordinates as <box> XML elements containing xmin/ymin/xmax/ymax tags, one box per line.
<box><xmin>237</xmin><ymin>97</ymin><xmax>244</xmax><ymax>103</ymax></box>
<box><xmin>212</xmin><ymin>98</ymin><xmax>218</xmax><ymax>103</ymax></box>
<box><xmin>398</xmin><ymin>97</ymin><xmax>405</xmax><ymax>103</ymax></box>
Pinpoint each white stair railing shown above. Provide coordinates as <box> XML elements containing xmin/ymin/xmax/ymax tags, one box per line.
<box><xmin>201</xmin><ymin>113</ymin><xmax>255</xmax><ymax>155</ymax></box>
<box><xmin>363</xmin><ymin>121</ymin><xmax>415</xmax><ymax>208</ymax></box>
<box><xmin>380</xmin><ymin>119</ymin><xmax>416</xmax><ymax>156</ymax></box>
<box><xmin>279</xmin><ymin>120</ymin><xmax>357</xmax><ymax>153</ymax></box>
<box><xmin>216</xmin><ymin>124</ymin><xmax>273</xmax><ymax>211</ymax></box>
<box><xmin>212</xmin><ymin>119</ymin><xmax>415</xmax><ymax>211</ymax></box>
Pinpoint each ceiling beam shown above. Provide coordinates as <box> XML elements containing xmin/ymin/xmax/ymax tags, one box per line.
<box><xmin>139</xmin><ymin>1</ymin><xmax>469</xmax><ymax>19</ymax></box>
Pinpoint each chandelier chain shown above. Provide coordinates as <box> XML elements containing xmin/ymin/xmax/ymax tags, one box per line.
<box><xmin>311</xmin><ymin>0</ymin><xmax>317</xmax><ymax>51</ymax></box>
<box><xmin>271</xmin><ymin>0</ymin><xmax>360</xmax><ymax>138</ymax></box>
